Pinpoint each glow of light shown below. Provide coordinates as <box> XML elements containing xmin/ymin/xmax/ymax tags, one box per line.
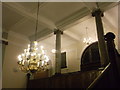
<box><xmin>22</xmin><ymin>54</ymin><xmax>25</xmax><ymax>56</ymax></box>
<box><xmin>28</xmin><ymin>44</ymin><xmax>30</xmax><ymax>48</ymax></box>
<box><xmin>44</xmin><ymin>55</ymin><xmax>49</xmax><ymax>62</ymax></box>
<box><xmin>42</xmin><ymin>50</ymin><xmax>45</xmax><ymax>54</ymax></box>
<box><xmin>34</xmin><ymin>41</ymin><xmax>38</xmax><ymax>46</ymax></box>
<box><xmin>42</xmin><ymin>61</ymin><xmax>44</xmax><ymax>66</ymax></box>
<box><xmin>35</xmin><ymin>48</ymin><xmax>38</xmax><ymax>50</ymax></box>
<box><xmin>31</xmin><ymin>53</ymin><xmax>34</xmax><ymax>56</ymax></box>
<box><xmin>18</xmin><ymin>55</ymin><xmax>22</xmax><ymax>61</ymax></box>
<box><xmin>37</xmin><ymin>62</ymin><xmax>40</xmax><ymax>67</ymax></box>
<box><xmin>27</xmin><ymin>48</ymin><xmax>30</xmax><ymax>52</ymax></box>
<box><xmin>38</xmin><ymin>54</ymin><xmax>41</xmax><ymax>56</ymax></box>
<box><xmin>83</xmin><ymin>37</ymin><xmax>93</xmax><ymax>45</ymax></box>
<box><xmin>24</xmin><ymin>49</ymin><xmax>27</xmax><ymax>52</ymax></box>
<box><xmin>51</xmin><ymin>49</ymin><xmax>56</xmax><ymax>53</ymax></box>
<box><xmin>22</xmin><ymin>60</ymin><xmax>25</xmax><ymax>65</ymax></box>
<box><xmin>26</xmin><ymin>52</ymin><xmax>30</xmax><ymax>56</ymax></box>
<box><xmin>45</xmin><ymin>57</ymin><xmax>49</xmax><ymax>62</ymax></box>
<box><xmin>34</xmin><ymin>53</ymin><xmax>36</xmax><ymax>56</ymax></box>
<box><xmin>17</xmin><ymin>41</ymin><xmax>50</xmax><ymax>73</ymax></box>
<box><xmin>18</xmin><ymin>55</ymin><xmax>21</xmax><ymax>59</ymax></box>
<box><xmin>40</xmin><ymin>46</ymin><xmax>44</xmax><ymax>49</ymax></box>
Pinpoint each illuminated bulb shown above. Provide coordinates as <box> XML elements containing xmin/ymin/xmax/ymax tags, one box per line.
<box><xmin>18</xmin><ymin>55</ymin><xmax>21</xmax><ymax>59</ymax></box>
<box><xmin>42</xmin><ymin>61</ymin><xmax>44</xmax><ymax>66</ymax></box>
<box><xmin>45</xmin><ymin>57</ymin><xmax>49</xmax><ymax>62</ymax></box>
<box><xmin>42</xmin><ymin>50</ymin><xmax>45</xmax><ymax>54</ymax></box>
<box><xmin>83</xmin><ymin>38</ymin><xmax>86</xmax><ymax>43</ymax></box>
<box><xmin>22</xmin><ymin>60</ymin><xmax>25</xmax><ymax>65</ymax></box>
<box><xmin>51</xmin><ymin>49</ymin><xmax>56</xmax><ymax>53</ymax></box>
<box><xmin>35</xmin><ymin>48</ymin><xmax>38</xmax><ymax>50</ymax></box>
<box><xmin>18</xmin><ymin>55</ymin><xmax>22</xmax><ymax>61</ymax></box>
<box><xmin>27</xmin><ymin>48</ymin><xmax>30</xmax><ymax>52</ymax></box>
<box><xmin>34</xmin><ymin>41</ymin><xmax>38</xmax><ymax>46</ymax></box>
<box><xmin>22</xmin><ymin>54</ymin><xmax>25</xmax><ymax>57</ymax></box>
<box><xmin>88</xmin><ymin>37</ymin><xmax>90</xmax><ymax>40</ymax></box>
<box><xmin>34</xmin><ymin>53</ymin><xmax>36</xmax><ymax>56</ymax></box>
<box><xmin>83</xmin><ymin>37</ymin><xmax>93</xmax><ymax>45</ymax></box>
<box><xmin>31</xmin><ymin>53</ymin><xmax>34</xmax><ymax>56</ymax></box>
<box><xmin>44</xmin><ymin>55</ymin><xmax>47</xmax><ymax>58</ymax></box>
<box><xmin>19</xmin><ymin>58</ymin><xmax>22</xmax><ymax>61</ymax></box>
<box><xmin>24</xmin><ymin>49</ymin><xmax>27</xmax><ymax>52</ymax></box>
<box><xmin>26</xmin><ymin>52</ymin><xmax>30</xmax><ymax>56</ymax></box>
<box><xmin>28</xmin><ymin>44</ymin><xmax>30</xmax><ymax>48</ymax></box>
<box><xmin>40</xmin><ymin>46</ymin><xmax>44</xmax><ymax>49</ymax></box>
<box><xmin>37</xmin><ymin>62</ymin><xmax>40</xmax><ymax>67</ymax></box>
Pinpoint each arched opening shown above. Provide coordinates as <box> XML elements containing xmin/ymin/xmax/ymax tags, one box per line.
<box><xmin>81</xmin><ymin>42</ymin><xmax>101</xmax><ymax>71</ymax></box>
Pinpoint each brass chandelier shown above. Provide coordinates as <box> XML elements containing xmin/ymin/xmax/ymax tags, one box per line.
<box><xmin>17</xmin><ymin>2</ymin><xmax>49</xmax><ymax>74</ymax></box>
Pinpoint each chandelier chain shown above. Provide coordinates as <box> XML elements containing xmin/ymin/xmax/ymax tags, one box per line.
<box><xmin>86</xmin><ymin>27</ymin><xmax>89</xmax><ymax>39</ymax></box>
<box><xmin>35</xmin><ymin>2</ymin><xmax>40</xmax><ymax>41</ymax></box>
<box><xmin>96</xmin><ymin>2</ymin><xmax>100</xmax><ymax>9</ymax></box>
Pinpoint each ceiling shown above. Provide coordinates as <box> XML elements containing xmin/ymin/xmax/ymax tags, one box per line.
<box><xmin>2</xmin><ymin>2</ymin><xmax>118</xmax><ymax>49</ymax></box>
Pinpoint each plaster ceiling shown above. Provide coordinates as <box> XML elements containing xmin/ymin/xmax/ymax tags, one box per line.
<box><xmin>39</xmin><ymin>4</ymin><xmax>118</xmax><ymax>49</ymax></box>
<box><xmin>2</xmin><ymin>2</ymin><xmax>118</xmax><ymax>48</ymax></box>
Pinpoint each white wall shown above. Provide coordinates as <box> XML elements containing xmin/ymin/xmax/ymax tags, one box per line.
<box><xmin>103</xmin><ymin>5</ymin><xmax>119</xmax><ymax>52</ymax></box>
<box><xmin>3</xmin><ymin>31</ymin><xmax>30</xmax><ymax>88</ymax></box>
<box><xmin>61</xmin><ymin>41</ymin><xmax>87</xmax><ymax>74</ymax></box>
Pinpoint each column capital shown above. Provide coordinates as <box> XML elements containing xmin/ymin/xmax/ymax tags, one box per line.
<box><xmin>54</xmin><ymin>29</ymin><xmax>63</xmax><ymax>35</ymax></box>
<box><xmin>92</xmin><ymin>9</ymin><xmax>104</xmax><ymax>17</ymax></box>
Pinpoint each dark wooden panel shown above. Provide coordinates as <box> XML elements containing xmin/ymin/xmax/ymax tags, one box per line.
<box><xmin>28</xmin><ymin>70</ymin><xmax>101</xmax><ymax>88</ymax></box>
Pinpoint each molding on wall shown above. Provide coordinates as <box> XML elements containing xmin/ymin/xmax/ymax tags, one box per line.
<box><xmin>56</xmin><ymin>7</ymin><xmax>90</xmax><ymax>30</ymax></box>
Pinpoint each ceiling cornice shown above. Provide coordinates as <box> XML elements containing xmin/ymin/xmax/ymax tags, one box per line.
<box><xmin>56</xmin><ymin>7</ymin><xmax>90</xmax><ymax>30</ymax></box>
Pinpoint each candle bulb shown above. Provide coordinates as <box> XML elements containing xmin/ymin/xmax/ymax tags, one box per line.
<box><xmin>40</xmin><ymin>46</ymin><xmax>44</xmax><ymax>49</ymax></box>
<box><xmin>28</xmin><ymin>44</ymin><xmax>30</xmax><ymax>48</ymax></box>
<box><xmin>38</xmin><ymin>54</ymin><xmax>41</xmax><ymax>59</ymax></box>
<box><xmin>22</xmin><ymin>60</ymin><xmax>25</xmax><ymax>65</ymax></box>
<box><xmin>34</xmin><ymin>41</ymin><xmax>38</xmax><ymax>46</ymax></box>
<box><xmin>37</xmin><ymin>62</ymin><xmax>40</xmax><ymax>67</ymax></box>
<box><xmin>24</xmin><ymin>49</ymin><xmax>27</xmax><ymax>53</ymax></box>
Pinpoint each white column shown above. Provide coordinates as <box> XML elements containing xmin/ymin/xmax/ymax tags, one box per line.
<box><xmin>54</xmin><ymin>29</ymin><xmax>63</xmax><ymax>74</ymax></box>
<box><xmin>92</xmin><ymin>9</ymin><xmax>109</xmax><ymax>66</ymax></box>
